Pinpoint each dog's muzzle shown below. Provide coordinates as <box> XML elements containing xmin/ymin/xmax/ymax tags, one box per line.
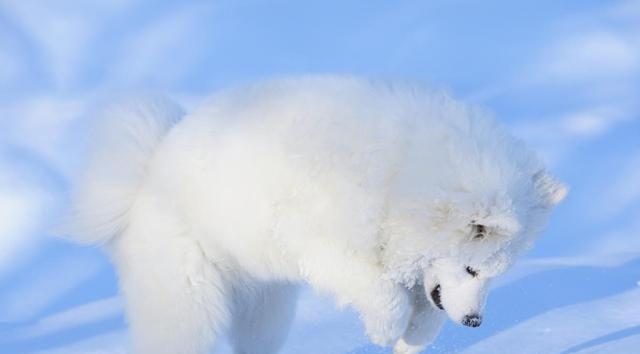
<box><xmin>430</xmin><ymin>284</ymin><xmax>444</xmax><ymax>310</ymax></box>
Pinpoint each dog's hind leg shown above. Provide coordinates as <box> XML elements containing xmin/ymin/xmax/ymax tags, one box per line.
<box><xmin>229</xmin><ymin>281</ymin><xmax>299</xmax><ymax>354</ymax></box>
<box><xmin>109</xmin><ymin>201</ymin><xmax>230</xmax><ymax>354</ymax></box>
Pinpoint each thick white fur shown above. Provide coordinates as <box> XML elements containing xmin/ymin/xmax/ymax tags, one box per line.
<box><xmin>63</xmin><ymin>76</ymin><xmax>566</xmax><ymax>354</ymax></box>
<box><xmin>61</xmin><ymin>97</ymin><xmax>184</xmax><ymax>244</ymax></box>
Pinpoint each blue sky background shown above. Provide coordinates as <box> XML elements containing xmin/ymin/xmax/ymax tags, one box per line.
<box><xmin>0</xmin><ymin>1</ymin><xmax>639</xmax><ymax>353</ymax></box>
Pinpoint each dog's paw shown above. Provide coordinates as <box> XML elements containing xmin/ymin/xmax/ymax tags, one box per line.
<box><xmin>393</xmin><ymin>338</ymin><xmax>426</xmax><ymax>354</ymax></box>
<box><xmin>365</xmin><ymin>320</ymin><xmax>401</xmax><ymax>347</ymax></box>
<box><xmin>362</xmin><ymin>293</ymin><xmax>412</xmax><ymax>347</ymax></box>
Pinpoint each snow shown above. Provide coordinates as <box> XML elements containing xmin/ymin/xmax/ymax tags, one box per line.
<box><xmin>4</xmin><ymin>297</ymin><xmax>123</xmax><ymax>342</ymax></box>
<box><xmin>461</xmin><ymin>288</ymin><xmax>640</xmax><ymax>354</ymax></box>
<box><xmin>1</xmin><ymin>0</ymin><xmax>639</xmax><ymax>353</ymax></box>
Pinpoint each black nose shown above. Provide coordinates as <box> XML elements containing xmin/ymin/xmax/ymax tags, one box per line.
<box><xmin>462</xmin><ymin>314</ymin><xmax>482</xmax><ymax>327</ymax></box>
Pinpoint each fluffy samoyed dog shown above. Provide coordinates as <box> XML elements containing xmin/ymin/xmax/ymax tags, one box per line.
<box><xmin>62</xmin><ymin>76</ymin><xmax>566</xmax><ymax>354</ymax></box>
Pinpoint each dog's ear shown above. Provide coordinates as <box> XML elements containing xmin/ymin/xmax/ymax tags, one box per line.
<box><xmin>532</xmin><ymin>170</ymin><xmax>568</xmax><ymax>207</ymax></box>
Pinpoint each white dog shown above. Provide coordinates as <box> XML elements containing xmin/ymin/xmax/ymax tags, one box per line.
<box><xmin>62</xmin><ymin>76</ymin><xmax>566</xmax><ymax>354</ymax></box>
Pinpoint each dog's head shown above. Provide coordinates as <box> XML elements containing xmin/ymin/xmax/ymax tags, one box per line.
<box><xmin>418</xmin><ymin>169</ymin><xmax>567</xmax><ymax>327</ymax></box>
<box><xmin>380</xmin><ymin>109</ymin><xmax>568</xmax><ymax>327</ymax></box>
<box><xmin>383</xmin><ymin>162</ymin><xmax>567</xmax><ymax>326</ymax></box>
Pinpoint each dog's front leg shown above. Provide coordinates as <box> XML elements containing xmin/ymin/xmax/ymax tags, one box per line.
<box><xmin>393</xmin><ymin>283</ymin><xmax>446</xmax><ymax>354</ymax></box>
<box><xmin>356</xmin><ymin>280</ymin><xmax>412</xmax><ymax>347</ymax></box>
<box><xmin>301</xmin><ymin>254</ymin><xmax>411</xmax><ymax>347</ymax></box>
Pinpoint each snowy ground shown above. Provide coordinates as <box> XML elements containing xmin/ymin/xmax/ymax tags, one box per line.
<box><xmin>1</xmin><ymin>0</ymin><xmax>639</xmax><ymax>353</ymax></box>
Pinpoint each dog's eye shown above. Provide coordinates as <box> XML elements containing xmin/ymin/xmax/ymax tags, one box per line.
<box><xmin>466</xmin><ymin>266</ymin><xmax>478</xmax><ymax>277</ymax></box>
<box><xmin>472</xmin><ymin>224</ymin><xmax>486</xmax><ymax>239</ymax></box>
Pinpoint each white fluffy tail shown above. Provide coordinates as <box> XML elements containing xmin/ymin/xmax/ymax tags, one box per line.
<box><xmin>60</xmin><ymin>97</ymin><xmax>184</xmax><ymax>245</ymax></box>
